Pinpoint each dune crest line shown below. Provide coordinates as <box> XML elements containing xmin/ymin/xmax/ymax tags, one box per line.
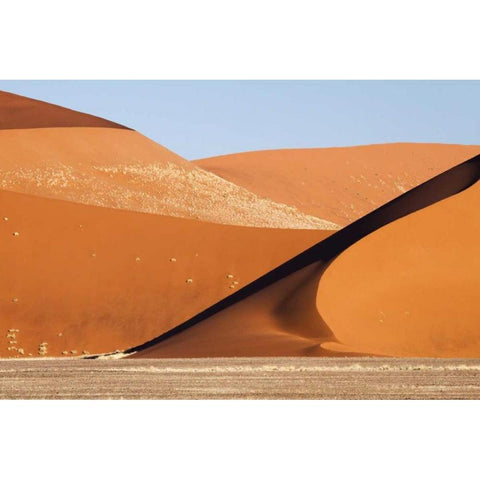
<box><xmin>121</xmin><ymin>154</ymin><xmax>480</xmax><ymax>356</ymax></box>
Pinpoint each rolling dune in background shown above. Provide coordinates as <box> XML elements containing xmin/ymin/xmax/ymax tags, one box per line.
<box><xmin>0</xmin><ymin>90</ymin><xmax>127</xmax><ymax>130</ymax></box>
<box><xmin>0</xmin><ymin>91</ymin><xmax>335</xmax><ymax>229</ymax></box>
<box><xmin>195</xmin><ymin>144</ymin><xmax>480</xmax><ymax>226</ymax></box>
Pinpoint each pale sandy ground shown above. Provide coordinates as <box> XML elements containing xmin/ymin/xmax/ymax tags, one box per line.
<box><xmin>2</xmin><ymin>358</ymin><xmax>480</xmax><ymax>399</ymax></box>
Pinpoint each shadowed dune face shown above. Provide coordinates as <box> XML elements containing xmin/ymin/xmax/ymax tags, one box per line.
<box><xmin>133</xmin><ymin>157</ymin><xmax>480</xmax><ymax>358</ymax></box>
<box><xmin>0</xmin><ymin>189</ymin><xmax>330</xmax><ymax>357</ymax></box>
<box><xmin>0</xmin><ymin>91</ymin><xmax>127</xmax><ymax>130</ymax></box>
<box><xmin>317</xmin><ymin>180</ymin><xmax>480</xmax><ymax>357</ymax></box>
<box><xmin>133</xmin><ymin>263</ymin><xmax>341</xmax><ymax>358</ymax></box>
<box><xmin>195</xmin><ymin>144</ymin><xmax>480</xmax><ymax>226</ymax></box>
<box><xmin>0</xmin><ymin>127</ymin><xmax>336</xmax><ymax>229</ymax></box>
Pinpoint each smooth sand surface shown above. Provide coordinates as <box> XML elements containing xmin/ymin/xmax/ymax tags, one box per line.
<box><xmin>0</xmin><ymin>90</ymin><xmax>127</xmax><ymax>130</ymax></box>
<box><xmin>196</xmin><ymin>144</ymin><xmax>480</xmax><ymax>226</ymax></box>
<box><xmin>0</xmin><ymin>189</ymin><xmax>330</xmax><ymax>357</ymax></box>
<box><xmin>317</xmin><ymin>180</ymin><xmax>480</xmax><ymax>357</ymax></box>
<box><xmin>0</xmin><ymin>127</ymin><xmax>335</xmax><ymax>229</ymax></box>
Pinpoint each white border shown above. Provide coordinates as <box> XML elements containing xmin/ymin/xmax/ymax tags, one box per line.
<box><xmin>1</xmin><ymin>400</ymin><xmax>478</xmax><ymax>479</ymax></box>
<box><xmin>2</xmin><ymin>0</ymin><xmax>480</xmax><ymax>79</ymax></box>
<box><xmin>1</xmin><ymin>2</ymin><xmax>479</xmax><ymax>478</ymax></box>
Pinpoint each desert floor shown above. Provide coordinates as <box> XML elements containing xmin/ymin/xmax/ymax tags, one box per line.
<box><xmin>2</xmin><ymin>357</ymin><xmax>480</xmax><ymax>399</ymax></box>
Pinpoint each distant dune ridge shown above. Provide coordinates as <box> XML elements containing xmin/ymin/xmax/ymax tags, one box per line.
<box><xmin>0</xmin><ymin>92</ymin><xmax>335</xmax><ymax>229</ymax></box>
<box><xmin>195</xmin><ymin>144</ymin><xmax>480</xmax><ymax>226</ymax></box>
<box><xmin>1</xmin><ymin>90</ymin><xmax>480</xmax><ymax>358</ymax></box>
<box><xmin>0</xmin><ymin>90</ymin><xmax>128</xmax><ymax>130</ymax></box>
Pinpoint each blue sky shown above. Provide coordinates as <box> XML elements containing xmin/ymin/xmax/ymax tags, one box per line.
<box><xmin>1</xmin><ymin>80</ymin><xmax>479</xmax><ymax>159</ymax></box>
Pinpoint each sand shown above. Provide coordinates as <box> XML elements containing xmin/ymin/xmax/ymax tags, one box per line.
<box><xmin>3</xmin><ymin>358</ymin><xmax>480</xmax><ymax>399</ymax></box>
<box><xmin>0</xmin><ymin>189</ymin><xmax>330</xmax><ymax>357</ymax></box>
<box><xmin>0</xmin><ymin>90</ymin><xmax>127</xmax><ymax>130</ymax></box>
<box><xmin>0</xmin><ymin>127</ymin><xmax>335</xmax><ymax>229</ymax></box>
<box><xmin>317</xmin><ymin>179</ymin><xmax>480</xmax><ymax>357</ymax></box>
<box><xmin>195</xmin><ymin>144</ymin><xmax>480</xmax><ymax>225</ymax></box>
<box><xmin>132</xmin><ymin>156</ymin><xmax>480</xmax><ymax>358</ymax></box>
<box><xmin>2</xmin><ymin>90</ymin><xmax>480</xmax><ymax>360</ymax></box>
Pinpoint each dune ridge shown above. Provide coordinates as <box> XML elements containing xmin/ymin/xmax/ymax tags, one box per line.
<box><xmin>0</xmin><ymin>127</ymin><xmax>336</xmax><ymax>229</ymax></box>
<box><xmin>131</xmin><ymin>154</ymin><xmax>480</xmax><ymax>358</ymax></box>
<box><xmin>0</xmin><ymin>90</ymin><xmax>337</xmax><ymax>229</ymax></box>
<box><xmin>317</xmin><ymin>177</ymin><xmax>480</xmax><ymax>357</ymax></box>
<box><xmin>0</xmin><ymin>90</ymin><xmax>127</xmax><ymax>130</ymax></box>
<box><xmin>195</xmin><ymin>144</ymin><xmax>480</xmax><ymax>226</ymax></box>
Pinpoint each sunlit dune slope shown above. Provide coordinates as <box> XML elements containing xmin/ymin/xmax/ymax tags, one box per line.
<box><xmin>195</xmin><ymin>143</ymin><xmax>480</xmax><ymax>226</ymax></box>
<box><xmin>0</xmin><ymin>90</ymin><xmax>127</xmax><ymax>129</ymax></box>
<box><xmin>0</xmin><ymin>189</ymin><xmax>330</xmax><ymax>357</ymax></box>
<box><xmin>317</xmin><ymin>180</ymin><xmax>480</xmax><ymax>357</ymax></box>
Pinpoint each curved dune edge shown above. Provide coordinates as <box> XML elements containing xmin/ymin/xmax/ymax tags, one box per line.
<box><xmin>317</xmin><ymin>180</ymin><xmax>480</xmax><ymax>357</ymax></box>
<box><xmin>0</xmin><ymin>90</ymin><xmax>128</xmax><ymax>130</ymax></box>
<box><xmin>0</xmin><ymin>127</ymin><xmax>336</xmax><ymax>229</ymax></box>
<box><xmin>0</xmin><ymin>188</ymin><xmax>330</xmax><ymax>358</ymax></box>
<box><xmin>130</xmin><ymin>262</ymin><xmax>371</xmax><ymax>358</ymax></box>
<box><xmin>195</xmin><ymin>143</ymin><xmax>480</xmax><ymax>226</ymax></box>
<box><xmin>129</xmin><ymin>154</ymin><xmax>480</xmax><ymax>358</ymax></box>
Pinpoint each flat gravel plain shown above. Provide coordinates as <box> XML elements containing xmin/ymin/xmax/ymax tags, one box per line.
<box><xmin>2</xmin><ymin>357</ymin><xmax>480</xmax><ymax>399</ymax></box>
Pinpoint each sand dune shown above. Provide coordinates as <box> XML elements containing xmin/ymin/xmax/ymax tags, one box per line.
<box><xmin>0</xmin><ymin>127</ymin><xmax>335</xmax><ymax>229</ymax></box>
<box><xmin>132</xmin><ymin>263</ymin><xmax>339</xmax><ymax>358</ymax></box>
<box><xmin>195</xmin><ymin>144</ymin><xmax>480</xmax><ymax>226</ymax></box>
<box><xmin>0</xmin><ymin>90</ymin><xmax>127</xmax><ymax>130</ymax></box>
<box><xmin>0</xmin><ymin>90</ymin><xmax>336</xmax><ymax>229</ymax></box>
<box><xmin>2</xmin><ymin>90</ymin><xmax>480</xmax><ymax>360</ymax></box>
<box><xmin>132</xmin><ymin>155</ymin><xmax>480</xmax><ymax>358</ymax></box>
<box><xmin>317</xmin><ymin>180</ymin><xmax>480</xmax><ymax>357</ymax></box>
<box><xmin>0</xmin><ymin>189</ymin><xmax>330</xmax><ymax>357</ymax></box>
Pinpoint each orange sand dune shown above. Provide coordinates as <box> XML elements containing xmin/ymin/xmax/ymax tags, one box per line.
<box><xmin>317</xmin><ymin>180</ymin><xmax>480</xmax><ymax>357</ymax></box>
<box><xmin>0</xmin><ymin>189</ymin><xmax>329</xmax><ymax>358</ymax></box>
<box><xmin>0</xmin><ymin>127</ymin><xmax>335</xmax><ymax>229</ymax></box>
<box><xmin>133</xmin><ymin>156</ymin><xmax>480</xmax><ymax>358</ymax></box>
<box><xmin>195</xmin><ymin>144</ymin><xmax>480</xmax><ymax>226</ymax></box>
<box><xmin>3</xmin><ymin>90</ymin><xmax>479</xmax><ymax>360</ymax></box>
<box><xmin>0</xmin><ymin>90</ymin><xmax>335</xmax><ymax>228</ymax></box>
<box><xmin>0</xmin><ymin>90</ymin><xmax>127</xmax><ymax>129</ymax></box>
